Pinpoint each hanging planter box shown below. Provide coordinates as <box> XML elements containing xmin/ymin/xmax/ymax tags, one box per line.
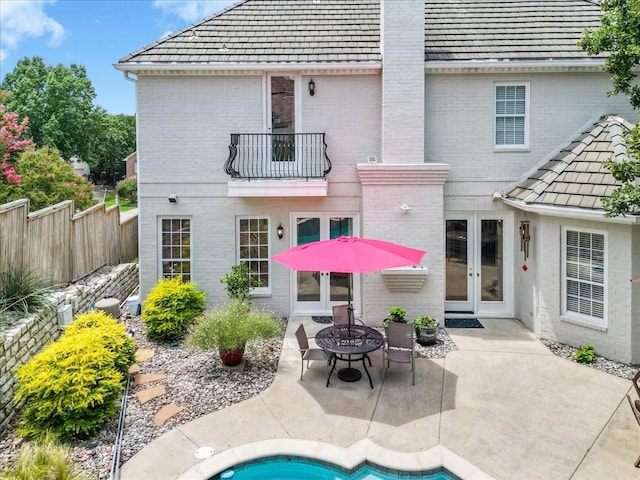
<box><xmin>380</xmin><ymin>266</ymin><xmax>429</xmax><ymax>292</ymax></box>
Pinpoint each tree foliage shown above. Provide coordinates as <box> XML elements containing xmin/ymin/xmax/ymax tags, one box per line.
<box><xmin>1</xmin><ymin>57</ymin><xmax>96</xmax><ymax>163</ymax></box>
<box><xmin>0</xmin><ymin>147</ymin><xmax>95</xmax><ymax>212</ymax></box>
<box><xmin>0</xmin><ymin>57</ymin><xmax>136</xmax><ymax>185</ymax></box>
<box><xmin>580</xmin><ymin>0</ymin><xmax>640</xmax><ymax>216</ymax></box>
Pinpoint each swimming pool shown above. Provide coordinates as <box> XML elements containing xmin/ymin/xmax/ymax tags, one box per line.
<box><xmin>212</xmin><ymin>456</ymin><xmax>460</xmax><ymax>480</ymax></box>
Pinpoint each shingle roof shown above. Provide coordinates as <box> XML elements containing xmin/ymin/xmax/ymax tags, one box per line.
<box><xmin>424</xmin><ymin>0</ymin><xmax>603</xmax><ymax>61</ymax></box>
<box><xmin>505</xmin><ymin>115</ymin><xmax>633</xmax><ymax>211</ymax></box>
<box><xmin>118</xmin><ymin>0</ymin><xmax>604</xmax><ymax>65</ymax></box>
<box><xmin>119</xmin><ymin>0</ymin><xmax>381</xmax><ymax>64</ymax></box>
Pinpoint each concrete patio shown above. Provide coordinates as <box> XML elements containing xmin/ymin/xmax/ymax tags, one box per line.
<box><xmin>120</xmin><ymin>318</ymin><xmax>638</xmax><ymax>480</ymax></box>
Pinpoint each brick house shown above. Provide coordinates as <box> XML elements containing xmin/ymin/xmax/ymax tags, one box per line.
<box><xmin>116</xmin><ymin>0</ymin><xmax>639</xmax><ymax>363</ymax></box>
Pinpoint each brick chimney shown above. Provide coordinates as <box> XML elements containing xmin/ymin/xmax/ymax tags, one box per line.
<box><xmin>380</xmin><ymin>0</ymin><xmax>425</xmax><ymax>164</ymax></box>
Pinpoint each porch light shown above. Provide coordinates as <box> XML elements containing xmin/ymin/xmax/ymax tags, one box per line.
<box><xmin>277</xmin><ymin>224</ymin><xmax>284</xmax><ymax>239</ymax></box>
<box><xmin>308</xmin><ymin>78</ymin><xmax>315</xmax><ymax>96</ymax></box>
<box><xmin>168</xmin><ymin>194</ymin><xmax>177</xmax><ymax>203</ymax></box>
<box><xmin>520</xmin><ymin>213</ymin><xmax>530</xmax><ymax>261</ymax></box>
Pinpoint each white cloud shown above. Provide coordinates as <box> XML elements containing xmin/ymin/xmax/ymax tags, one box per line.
<box><xmin>0</xmin><ymin>0</ymin><xmax>65</xmax><ymax>62</ymax></box>
<box><xmin>153</xmin><ymin>0</ymin><xmax>235</xmax><ymax>23</ymax></box>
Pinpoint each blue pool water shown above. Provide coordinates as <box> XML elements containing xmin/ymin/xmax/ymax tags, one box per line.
<box><xmin>212</xmin><ymin>456</ymin><xmax>459</xmax><ymax>480</ymax></box>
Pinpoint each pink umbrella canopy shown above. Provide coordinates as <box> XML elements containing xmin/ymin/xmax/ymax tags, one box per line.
<box><xmin>272</xmin><ymin>236</ymin><xmax>426</xmax><ymax>273</ymax></box>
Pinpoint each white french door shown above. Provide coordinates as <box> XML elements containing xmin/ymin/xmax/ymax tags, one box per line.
<box><xmin>266</xmin><ymin>74</ymin><xmax>300</xmax><ymax>174</ymax></box>
<box><xmin>445</xmin><ymin>213</ymin><xmax>513</xmax><ymax>317</ymax></box>
<box><xmin>292</xmin><ymin>214</ymin><xmax>359</xmax><ymax>315</ymax></box>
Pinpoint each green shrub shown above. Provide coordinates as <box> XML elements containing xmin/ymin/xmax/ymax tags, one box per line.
<box><xmin>574</xmin><ymin>344</ymin><xmax>597</xmax><ymax>364</ymax></box>
<box><xmin>221</xmin><ymin>262</ymin><xmax>263</xmax><ymax>302</ymax></box>
<box><xmin>64</xmin><ymin>310</ymin><xmax>135</xmax><ymax>374</ymax></box>
<box><xmin>115</xmin><ymin>177</ymin><xmax>137</xmax><ymax>202</ymax></box>
<box><xmin>15</xmin><ymin>328</ymin><xmax>125</xmax><ymax>440</ymax></box>
<box><xmin>0</xmin><ymin>434</ymin><xmax>89</xmax><ymax>480</ymax></box>
<box><xmin>142</xmin><ymin>276</ymin><xmax>207</xmax><ymax>342</ymax></box>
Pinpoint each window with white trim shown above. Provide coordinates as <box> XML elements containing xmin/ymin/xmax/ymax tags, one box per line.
<box><xmin>562</xmin><ymin>228</ymin><xmax>606</xmax><ymax>327</ymax></box>
<box><xmin>495</xmin><ymin>83</ymin><xmax>529</xmax><ymax>148</ymax></box>
<box><xmin>160</xmin><ymin>218</ymin><xmax>191</xmax><ymax>280</ymax></box>
<box><xmin>238</xmin><ymin>217</ymin><xmax>270</xmax><ymax>293</ymax></box>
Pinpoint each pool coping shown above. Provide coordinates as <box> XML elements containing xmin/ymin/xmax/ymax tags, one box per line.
<box><xmin>177</xmin><ymin>438</ymin><xmax>496</xmax><ymax>480</ymax></box>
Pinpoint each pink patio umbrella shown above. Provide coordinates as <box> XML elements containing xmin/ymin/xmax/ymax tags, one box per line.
<box><xmin>272</xmin><ymin>236</ymin><xmax>426</xmax><ymax>326</ymax></box>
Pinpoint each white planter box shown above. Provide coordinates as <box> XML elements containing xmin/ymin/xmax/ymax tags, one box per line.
<box><xmin>380</xmin><ymin>266</ymin><xmax>429</xmax><ymax>292</ymax></box>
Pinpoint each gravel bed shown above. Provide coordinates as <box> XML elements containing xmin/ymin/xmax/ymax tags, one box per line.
<box><xmin>1</xmin><ymin>311</ymin><xmax>636</xmax><ymax>479</ymax></box>
<box><xmin>540</xmin><ymin>338</ymin><xmax>638</xmax><ymax>380</ymax></box>
<box><xmin>0</xmin><ymin>304</ymin><xmax>285</xmax><ymax>479</ymax></box>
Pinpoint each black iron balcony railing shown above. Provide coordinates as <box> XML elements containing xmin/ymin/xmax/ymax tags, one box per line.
<box><xmin>225</xmin><ymin>133</ymin><xmax>331</xmax><ymax>180</ymax></box>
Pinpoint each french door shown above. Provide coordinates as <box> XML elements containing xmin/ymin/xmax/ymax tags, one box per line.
<box><xmin>292</xmin><ymin>214</ymin><xmax>359</xmax><ymax>315</ymax></box>
<box><xmin>267</xmin><ymin>74</ymin><xmax>299</xmax><ymax>173</ymax></box>
<box><xmin>445</xmin><ymin>213</ymin><xmax>513</xmax><ymax>316</ymax></box>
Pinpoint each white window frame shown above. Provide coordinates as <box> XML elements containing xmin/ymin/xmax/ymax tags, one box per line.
<box><xmin>237</xmin><ymin>216</ymin><xmax>271</xmax><ymax>296</ymax></box>
<box><xmin>158</xmin><ymin>217</ymin><xmax>192</xmax><ymax>281</ymax></box>
<box><xmin>494</xmin><ymin>82</ymin><xmax>530</xmax><ymax>150</ymax></box>
<box><xmin>561</xmin><ymin>226</ymin><xmax>607</xmax><ymax>330</ymax></box>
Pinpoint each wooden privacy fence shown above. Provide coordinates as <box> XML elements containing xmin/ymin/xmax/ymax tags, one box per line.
<box><xmin>0</xmin><ymin>198</ymin><xmax>138</xmax><ymax>286</ymax></box>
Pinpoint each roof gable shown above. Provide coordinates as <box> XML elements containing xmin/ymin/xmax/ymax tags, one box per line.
<box><xmin>505</xmin><ymin>115</ymin><xmax>633</xmax><ymax>211</ymax></box>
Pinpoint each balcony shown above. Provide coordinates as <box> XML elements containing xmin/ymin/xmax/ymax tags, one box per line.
<box><xmin>225</xmin><ymin>133</ymin><xmax>331</xmax><ymax>197</ymax></box>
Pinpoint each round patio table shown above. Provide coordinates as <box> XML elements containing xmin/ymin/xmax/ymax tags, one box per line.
<box><xmin>315</xmin><ymin>324</ymin><xmax>384</xmax><ymax>389</ymax></box>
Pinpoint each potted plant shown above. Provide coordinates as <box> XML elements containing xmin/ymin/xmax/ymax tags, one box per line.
<box><xmin>221</xmin><ymin>262</ymin><xmax>263</xmax><ymax>303</ymax></box>
<box><xmin>383</xmin><ymin>306</ymin><xmax>407</xmax><ymax>329</ymax></box>
<box><xmin>413</xmin><ymin>315</ymin><xmax>439</xmax><ymax>346</ymax></box>
<box><xmin>187</xmin><ymin>299</ymin><xmax>283</xmax><ymax>366</ymax></box>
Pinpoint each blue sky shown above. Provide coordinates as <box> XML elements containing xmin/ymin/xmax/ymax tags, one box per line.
<box><xmin>0</xmin><ymin>0</ymin><xmax>237</xmax><ymax>115</ymax></box>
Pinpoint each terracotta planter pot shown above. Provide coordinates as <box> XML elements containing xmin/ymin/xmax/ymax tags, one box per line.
<box><xmin>219</xmin><ymin>346</ymin><xmax>245</xmax><ymax>366</ymax></box>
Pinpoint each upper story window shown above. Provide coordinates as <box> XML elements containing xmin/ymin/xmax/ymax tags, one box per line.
<box><xmin>238</xmin><ymin>217</ymin><xmax>271</xmax><ymax>295</ymax></box>
<box><xmin>495</xmin><ymin>83</ymin><xmax>529</xmax><ymax>149</ymax></box>
<box><xmin>160</xmin><ymin>218</ymin><xmax>191</xmax><ymax>281</ymax></box>
<box><xmin>562</xmin><ymin>227</ymin><xmax>606</xmax><ymax>329</ymax></box>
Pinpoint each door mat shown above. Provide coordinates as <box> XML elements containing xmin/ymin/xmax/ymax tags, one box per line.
<box><xmin>312</xmin><ymin>316</ymin><xmax>333</xmax><ymax>324</ymax></box>
<box><xmin>445</xmin><ymin>318</ymin><xmax>483</xmax><ymax>328</ymax></box>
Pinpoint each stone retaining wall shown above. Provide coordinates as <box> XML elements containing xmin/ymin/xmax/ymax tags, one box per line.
<box><xmin>0</xmin><ymin>263</ymin><xmax>139</xmax><ymax>433</ymax></box>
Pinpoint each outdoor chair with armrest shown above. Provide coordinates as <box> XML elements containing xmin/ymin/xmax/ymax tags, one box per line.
<box><xmin>385</xmin><ymin>321</ymin><xmax>415</xmax><ymax>385</ymax></box>
<box><xmin>295</xmin><ymin>324</ymin><xmax>330</xmax><ymax>381</ymax></box>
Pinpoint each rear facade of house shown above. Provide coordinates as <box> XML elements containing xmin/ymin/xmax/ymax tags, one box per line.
<box><xmin>117</xmin><ymin>0</ymin><xmax>640</xmax><ymax>363</ymax></box>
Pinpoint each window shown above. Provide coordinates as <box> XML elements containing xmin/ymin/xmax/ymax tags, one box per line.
<box><xmin>160</xmin><ymin>218</ymin><xmax>191</xmax><ymax>280</ymax></box>
<box><xmin>238</xmin><ymin>217</ymin><xmax>270</xmax><ymax>293</ymax></box>
<box><xmin>562</xmin><ymin>228</ymin><xmax>606</xmax><ymax>327</ymax></box>
<box><xmin>495</xmin><ymin>83</ymin><xmax>529</xmax><ymax>148</ymax></box>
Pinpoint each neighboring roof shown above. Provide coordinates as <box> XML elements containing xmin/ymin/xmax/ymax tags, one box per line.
<box><xmin>505</xmin><ymin>115</ymin><xmax>633</xmax><ymax>211</ymax></box>
<box><xmin>118</xmin><ymin>0</ymin><xmax>603</xmax><ymax>66</ymax></box>
<box><xmin>424</xmin><ymin>0</ymin><xmax>603</xmax><ymax>61</ymax></box>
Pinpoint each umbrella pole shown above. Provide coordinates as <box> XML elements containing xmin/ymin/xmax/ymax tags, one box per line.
<box><xmin>348</xmin><ymin>273</ymin><xmax>353</xmax><ymax>335</ymax></box>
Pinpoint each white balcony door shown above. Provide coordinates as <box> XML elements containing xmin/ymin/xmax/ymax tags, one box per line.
<box><xmin>445</xmin><ymin>213</ymin><xmax>513</xmax><ymax>317</ymax></box>
<box><xmin>266</xmin><ymin>74</ymin><xmax>301</xmax><ymax>175</ymax></box>
<box><xmin>291</xmin><ymin>214</ymin><xmax>359</xmax><ymax>316</ymax></box>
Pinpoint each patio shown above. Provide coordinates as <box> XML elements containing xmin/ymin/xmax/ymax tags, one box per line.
<box><xmin>120</xmin><ymin>318</ymin><xmax>638</xmax><ymax>480</ymax></box>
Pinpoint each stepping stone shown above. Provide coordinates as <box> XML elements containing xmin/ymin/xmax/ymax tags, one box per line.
<box><xmin>128</xmin><ymin>363</ymin><xmax>141</xmax><ymax>374</ymax></box>
<box><xmin>136</xmin><ymin>385</ymin><xmax>166</xmax><ymax>405</ymax></box>
<box><xmin>135</xmin><ymin>349</ymin><xmax>155</xmax><ymax>362</ymax></box>
<box><xmin>133</xmin><ymin>373</ymin><xmax>166</xmax><ymax>385</ymax></box>
<box><xmin>154</xmin><ymin>403</ymin><xmax>184</xmax><ymax>426</ymax></box>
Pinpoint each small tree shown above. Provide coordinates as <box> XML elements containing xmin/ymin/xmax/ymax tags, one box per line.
<box><xmin>220</xmin><ymin>262</ymin><xmax>264</xmax><ymax>303</ymax></box>
<box><xmin>0</xmin><ymin>147</ymin><xmax>95</xmax><ymax>211</ymax></box>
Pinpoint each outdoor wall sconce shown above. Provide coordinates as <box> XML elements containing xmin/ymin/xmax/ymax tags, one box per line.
<box><xmin>168</xmin><ymin>194</ymin><xmax>177</xmax><ymax>203</ymax></box>
<box><xmin>520</xmin><ymin>213</ymin><xmax>530</xmax><ymax>261</ymax></box>
<box><xmin>276</xmin><ymin>224</ymin><xmax>284</xmax><ymax>239</ymax></box>
<box><xmin>308</xmin><ymin>78</ymin><xmax>315</xmax><ymax>96</ymax></box>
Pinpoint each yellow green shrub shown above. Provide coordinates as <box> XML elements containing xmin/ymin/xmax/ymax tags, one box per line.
<box><xmin>14</xmin><ymin>311</ymin><xmax>135</xmax><ymax>441</ymax></box>
<box><xmin>142</xmin><ymin>276</ymin><xmax>206</xmax><ymax>342</ymax></box>
<box><xmin>64</xmin><ymin>310</ymin><xmax>135</xmax><ymax>374</ymax></box>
